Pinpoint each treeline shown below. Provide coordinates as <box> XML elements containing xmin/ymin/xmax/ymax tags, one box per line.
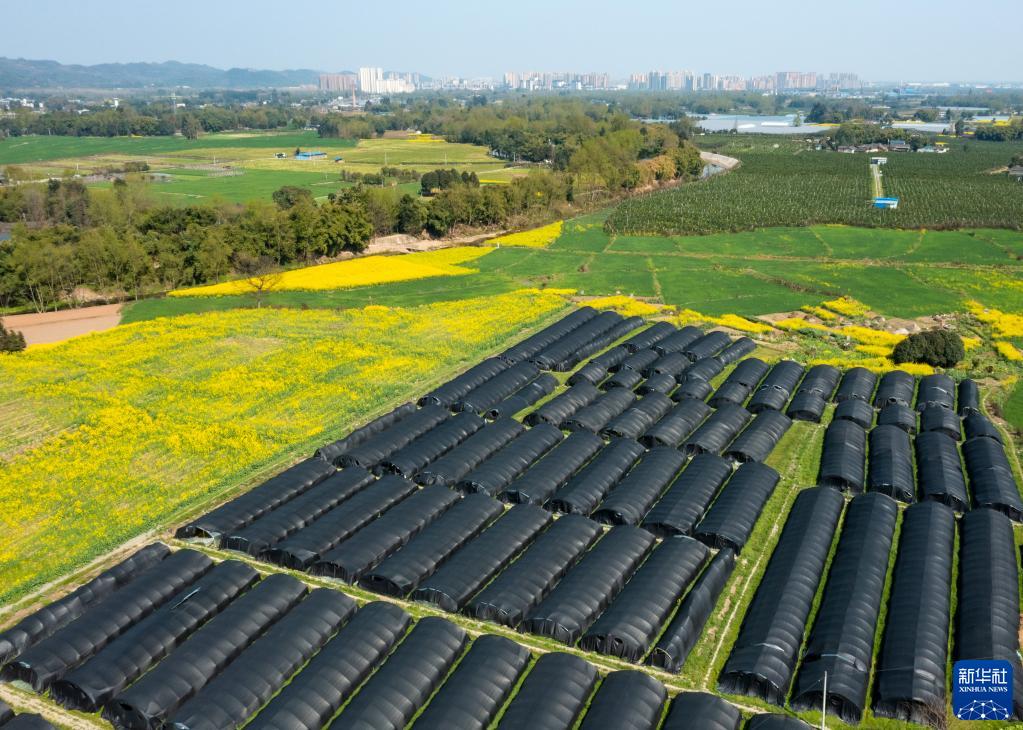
<box><xmin>975</xmin><ymin>118</ymin><xmax>1023</xmax><ymax>142</ymax></box>
<box><xmin>0</xmin><ymin>100</ymin><xmax>313</xmax><ymax>138</ymax></box>
<box><xmin>829</xmin><ymin>123</ymin><xmax>929</xmax><ymax>148</ymax></box>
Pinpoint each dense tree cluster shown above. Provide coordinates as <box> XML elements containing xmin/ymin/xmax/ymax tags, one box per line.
<box><xmin>975</xmin><ymin>118</ymin><xmax>1023</xmax><ymax>142</ymax></box>
<box><xmin>892</xmin><ymin>330</ymin><xmax>964</xmax><ymax>368</ymax></box>
<box><xmin>0</xmin><ymin>320</ymin><xmax>25</xmax><ymax>353</ymax></box>
<box><xmin>829</xmin><ymin>123</ymin><xmax>927</xmax><ymax>149</ymax></box>
<box><xmin>420</xmin><ymin>169</ymin><xmax>479</xmax><ymax>196</ymax></box>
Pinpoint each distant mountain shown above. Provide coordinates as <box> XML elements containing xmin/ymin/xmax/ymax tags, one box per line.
<box><xmin>0</xmin><ymin>57</ymin><xmax>323</xmax><ymax>90</ymax></box>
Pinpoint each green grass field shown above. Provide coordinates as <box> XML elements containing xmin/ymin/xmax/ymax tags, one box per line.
<box><xmin>607</xmin><ymin>134</ymin><xmax>1023</xmax><ymax>235</ymax></box>
<box><xmin>127</xmin><ymin>222</ymin><xmax>1023</xmax><ymax>323</ymax></box>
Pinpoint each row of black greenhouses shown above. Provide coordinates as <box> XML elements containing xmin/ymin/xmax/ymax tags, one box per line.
<box><xmin>0</xmin><ymin>542</ymin><xmax>817</xmax><ymax>730</ymax></box>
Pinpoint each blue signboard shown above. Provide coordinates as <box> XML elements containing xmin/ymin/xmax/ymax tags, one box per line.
<box><xmin>953</xmin><ymin>660</ymin><xmax>1013</xmax><ymax>721</ymax></box>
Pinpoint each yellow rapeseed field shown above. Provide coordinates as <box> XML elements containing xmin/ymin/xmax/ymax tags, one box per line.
<box><xmin>995</xmin><ymin>341</ymin><xmax>1023</xmax><ymax>362</ymax></box>
<box><xmin>168</xmin><ymin>247</ymin><xmax>493</xmax><ymax>297</ymax></box>
<box><xmin>0</xmin><ymin>289</ymin><xmax>568</xmax><ymax>605</ymax></box>
<box><xmin>489</xmin><ymin>221</ymin><xmax>564</xmax><ymax>248</ymax></box>
<box><xmin>676</xmin><ymin>309</ymin><xmax>773</xmax><ymax>335</ymax></box>
<box><xmin>586</xmin><ymin>295</ymin><xmax>665</xmax><ymax>318</ymax></box>
<box><xmin>821</xmin><ymin>296</ymin><xmax>871</xmax><ymax>318</ymax></box>
<box><xmin>968</xmin><ymin>301</ymin><xmax>1023</xmax><ymax>339</ymax></box>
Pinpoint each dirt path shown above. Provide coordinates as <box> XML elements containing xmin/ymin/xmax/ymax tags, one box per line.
<box><xmin>1</xmin><ymin>304</ymin><xmax>123</xmax><ymax>347</ymax></box>
<box><xmin>0</xmin><ymin>684</ymin><xmax>103</xmax><ymax>730</ymax></box>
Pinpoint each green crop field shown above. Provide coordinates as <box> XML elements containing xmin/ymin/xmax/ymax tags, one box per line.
<box><xmin>606</xmin><ymin>134</ymin><xmax>1023</xmax><ymax>235</ymax></box>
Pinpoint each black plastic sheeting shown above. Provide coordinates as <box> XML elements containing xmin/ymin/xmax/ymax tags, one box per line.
<box><xmin>548</xmin><ymin>439</ymin><xmax>646</xmax><ymax>515</ymax></box>
<box><xmin>380</xmin><ymin>412</ymin><xmax>484</xmax><ymax>478</ymax></box>
<box><xmin>568</xmin><ymin>361</ymin><xmax>608</xmax><ymax>387</ymax></box>
<box><xmin>916</xmin><ymin>373</ymin><xmax>955</xmax><ymax>411</ymax></box>
<box><xmin>957</xmin><ymin>378</ymin><xmax>981</xmax><ymax>416</ymax></box>
<box><xmin>876</xmin><ymin>402</ymin><xmax>917</xmax><ymax>434</ymax></box>
<box><xmin>419</xmin><ymin>357</ymin><xmax>511</xmax><ymax>408</ymax></box>
<box><xmin>684</xmin><ymin>331</ymin><xmax>732</xmax><ymax>363</ymax></box>
<box><xmin>919</xmin><ymin>403</ymin><xmax>962</xmax><ymax>441</ymax></box>
<box><xmin>654</xmin><ymin>326</ymin><xmax>704</xmax><ymax>356</ymax></box>
<box><xmin>593</xmin><ymin>447</ymin><xmax>688</xmax><ymax>526</ymax></box>
<box><xmin>621</xmin><ymin>321</ymin><xmax>677</xmax><ymax>353</ymax></box>
<box><xmin>642</xmin><ymin>454</ymin><xmax>733</xmax><ymax>538</ymax></box>
<box><xmin>868</xmin><ymin>424</ymin><xmax>916</xmax><ymax>503</ymax></box>
<box><xmin>796</xmin><ymin>364</ymin><xmax>841</xmax><ymax>400</ymax></box>
<box><xmin>1</xmin><ymin>716</ymin><xmax>56</xmax><ymax>730</ymax></box>
<box><xmin>601</xmin><ymin>393</ymin><xmax>674</xmax><ymax>440</ymax></box>
<box><xmin>0</xmin><ymin>702</ymin><xmax>10</xmax><ymax>725</ymax></box>
<box><xmin>564</xmin><ymin>388</ymin><xmax>637</xmax><ymax>433</ymax></box>
<box><xmin>457</xmin><ymin>423</ymin><xmax>564</xmax><ymax>496</ymax></box>
<box><xmin>791</xmin><ymin>492</ymin><xmax>898</xmax><ymax>723</ymax></box>
<box><xmin>578</xmin><ymin>669</ymin><xmax>667</xmax><ymax>730</ymax></box>
<box><xmin>413</xmin><ymin>634</ymin><xmax>530</xmax><ymax>730</ymax></box>
<box><xmin>955</xmin><ymin>508</ymin><xmax>1023</xmax><ymax>720</ymax></box>
<box><xmin>662</xmin><ymin>692</ymin><xmax>742</xmax><ymax>730</ymax></box>
<box><xmin>673</xmin><ymin>376</ymin><xmax>714</xmax><ymax>403</ymax></box>
<box><xmin>709</xmin><ymin>358</ymin><xmax>769</xmax><ymax>409</ymax></box>
<box><xmin>328</xmin><ymin>616</ymin><xmax>467</xmax><ymax>730</ymax></box>
<box><xmin>637</xmin><ymin>372</ymin><xmax>677</xmax><ymax>396</ymax></box>
<box><xmin>580</xmin><ymin>537</ymin><xmax>709</xmax><ymax>661</ymax></box>
<box><xmin>467</xmin><ymin>514</ymin><xmax>603</xmax><ymax>627</ymax></box>
<box><xmin>683</xmin><ymin>404</ymin><xmax>751</xmax><ymax>456</ymax></box>
<box><xmin>832</xmin><ymin>397</ymin><xmax>874</xmax><ymax>430</ymax></box>
<box><xmin>601</xmin><ymin>371</ymin><xmax>641</xmax><ymax>396</ymax></box>
<box><xmin>411</xmin><ymin>504</ymin><xmax>552</xmax><ymax>612</ymax></box>
<box><xmin>693</xmin><ymin>462</ymin><xmax>779</xmax><ymax>553</ymax></box>
<box><xmin>166</xmin><ymin>589</ymin><xmax>355</xmax><ymax>730</ymax></box>
<box><xmin>523</xmin><ymin>383</ymin><xmax>599</xmax><ymax>428</ymax></box>
<box><xmin>724</xmin><ymin>410</ymin><xmax>792</xmax><ymax>464</ymax></box>
<box><xmin>523</xmin><ymin>526</ymin><xmax>655</xmax><ymax>644</ymax></box>
<box><xmin>245</xmin><ymin>601</ymin><xmax>411</xmax><ymax>730</ymax></box>
<box><xmin>915</xmin><ymin>431</ymin><xmax>969</xmax><ymax>512</ymax></box>
<box><xmin>52</xmin><ymin>560</ymin><xmax>259</xmax><ymax>712</ymax></box>
<box><xmin>717</xmin><ymin>336</ymin><xmax>757</xmax><ymax>365</ymax></box>
<box><xmin>748</xmin><ymin>360</ymin><xmax>804</xmax><ymax>414</ymax></box>
<box><xmin>685</xmin><ymin>356</ymin><xmax>725</xmax><ymax>382</ymax></box>
<box><xmin>415</xmin><ymin>417</ymin><xmax>524</xmax><ymax>487</ymax></box>
<box><xmin>785</xmin><ymin>391</ymin><xmax>827</xmax><ymax>423</ymax></box>
<box><xmin>176</xmin><ymin>458</ymin><xmax>335</xmax><ymax>540</ymax></box>
<box><xmin>964</xmin><ymin>412</ymin><xmax>1003</xmax><ymax>443</ymax></box>
<box><xmin>495</xmin><ymin>652</ymin><xmax>599</xmax><ymax>730</ymax></box>
<box><xmin>620</xmin><ymin>348</ymin><xmax>660</xmax><ymax>374</ymax></box>
<box><xmin>649</xmin><ymin>548</ymin><xmax>735</xmax><ymax>673</ymax></box>
<box><xmin>746</xmin><ymin>715</ymin><xmax>813</xmax><ymax>730</ymax></box>
<box><xmin>817</xmin><ymin>419</ymin><xmax>867</xmax><ymax>493</ymax></box>
<box><xmin>873</xmin><ymin>501</ymin><xmax>955</xmax><ymax>724</ymax></box>
<box><xmin>874</xmin><ymin>370</ymin><xmax>916</xmax><ymax>409</ymax></box>
<box><xmin>360</xmin><ymin>492</ymin><xmax>503</xmax><ymax>592</ymax></box>
<box><xmin>497</xmin><ymin>308</ymin><xmax>599</xmax><ymax>365</ymax></box>
<box><xmin>502</xmin><ymin>431</ymin><xmax>604</xmax><ymax>505</ymax></box>
<box><xmin>359</xmin><ymin>493</ymin><xmax>504</xmax><ymax>596</ymax></box>
<box><xmin>338</xmin><ymin>405</ymin><xmax>449</xmax><ymax>470</ymax></box>
<box><xmin>641</xmin><ymin>399</ymin><xmax>711</xmax><ymax>449</ymax></box>
<box><xmin>963</xmin><ymin>435</ymin><xmax>1023</xmax><ymax>521</ymax></box>
<box><xmin>833</xmin><ymin>367</ymin><xmax>878</xmax><ymax>404</ymax></box>
<box><xmin>222</xmin><ymin>468</ymin><xmax>376</xmax><ymax>556</ymax></box>
<box><xmin>315</xmin><ymin>402</ymin><xmax>417</xmax><ymax>465</ymax></box>
<box><xmin>105</xmin><ymin>573</ymin><xmax>308</xmax><ymax>730</ymax></box>
<box><xmin>3</xmin><ymin>549</ymin><xmax>213</xmax><ymax>692</ymax></box>
<box><xmin>530</xmin><ymin>311</ymin><xmax>630</xmax><ymax>372</ymax></box>
<box><xmin>591</xmin><ymin>345</ymin><xmax>630</xmax><ymax>371</ymax></box>
<box><xmin>455</xmin><ymin>362</ymin><xmax>541</xmax><ymax>415</ymax></box>
<box><xmin>718</xmin><ymin>487</ymin><xmax>845</xmax><ymax>704</ymax></box>
<box><xmin>262</xmin><ymin>474</ymin><xmax>417</xmax><ymax>570</ymax></box>
<box><xmin>311</xmin><ymin>484</ymin><xmax>459</xmax><ymax>582</ymax></box>
<box><xmin>486</xmin><ymin>374</ymin><xmax>559</xmax><ymax>420</ymax></box>
<box><xmin>0</xmin><ymin>543</ymin><xmax>169</xmax><ymax>667</ymax></box>
<box><xmin>645</xmin><ymin>352</ymin><xmax>690</xmax><ymax>380</ymax></box>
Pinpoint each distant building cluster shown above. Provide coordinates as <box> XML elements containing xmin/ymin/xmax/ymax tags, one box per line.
<box><xmin>318</xmin><ymin>73</ymin><xmax>357</xmax><ymax>93</ymax></box>
<box><xmin>625</xmin><ymin>70</ymin><xmax>862</xmax><ymax>93</ymax></box>
<box><xmin>502</xmin><ymin>71</ymin><xmax>611</xmax><ymax>91</ymax></box>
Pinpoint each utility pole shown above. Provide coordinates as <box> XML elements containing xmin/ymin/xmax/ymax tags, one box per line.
<box><xmin>821</xmin><ymin>670</ymin><xmax>828</xmax><ymax>730</ymax></box>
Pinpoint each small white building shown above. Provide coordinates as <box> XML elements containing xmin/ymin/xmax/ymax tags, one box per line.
<box><xmin>870</xmin><ymin>156</ymin><xmax>888</xmax><ymax>165</ymax></box>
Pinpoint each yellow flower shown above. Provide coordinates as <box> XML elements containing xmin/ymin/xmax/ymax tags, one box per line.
<box><xmin>490</xmin><ymin>221</ymin><xmax>564</xmax><ymax>248</ymax></box>
<box><xmin>586</xmin><ymin>295</ymin><xmax>665</xmax><ymax>318</ymax></box>
<box><xmin>855</xmin><ymin>344</ymin><xmax>894</xmax><ymax>357</ymax></box>
<box><xmin>169</xmin><ymin>247</ymin><xmax>493</xmax><ymax>297</ymax></box>
<box><xmin>801</xmin><ymin>305</ymin><xmax>838</xmax><ymax>321</ymax></box>
<box><xmin>967</xmin><ymin>301</ymin><xmax>1023</xmax><ymax>339</ymax></box>
<box><xmin>675</xmin><ymin>309</ymin><xmax>772</xmax><ymax>335</ymax></box>
<box><xmin>995</xmin><ymin>341</ymin><xmax>1023</xmax><ymax>362</ymax></box>
<box><xmin>774</xmin><ymin>318</ymin><xmax>831</xmax><ymax>333</ymax></box>
<box><xmin>838</xmin><ymin>326</ymin><xmax>904</xmax><ymax>347</ymax></box>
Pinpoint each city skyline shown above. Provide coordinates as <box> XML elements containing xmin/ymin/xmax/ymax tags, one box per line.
<box><xmin>3</xmin><ymin>0</ymin><xmax>1022</xmax><ymax>84</ymax></box>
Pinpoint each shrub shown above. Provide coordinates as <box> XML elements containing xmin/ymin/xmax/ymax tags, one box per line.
<box><xmin>0</xmin><ymin>321</ymin><xmax>26</xmax><ymax>353</ymax></box>
<box><xmin>891</xmin><ymin>329</ymin><xmax>964</xmax><ymax>368</ymax></box>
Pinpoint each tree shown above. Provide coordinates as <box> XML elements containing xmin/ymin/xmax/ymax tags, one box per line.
<box><xmin>396</xmin><ymin>194</ymin><xmax>428</xmax><ymax>235</ymax></box>
<box><xmin>233</xmin><ymin>252</ymin><xmax>282</xmax><ymax>308</ymax></box>
<box><xmin>272</xmin><ymin>185</ymin><xmax>314</xmax><ymax>210</ymax></box>
<box><xmin>892</xmin><ymin>329</ymin><xmax>964</xmax><ymax>368</ymax></box>
<box><xmin>0</xmin><ymin>320</ymin><xmax>26</xmax><ymax>353</ymax></box>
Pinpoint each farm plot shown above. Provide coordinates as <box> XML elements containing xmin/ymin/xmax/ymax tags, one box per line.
<box><xmin>606</xmin><ymin>134</ymin><xmax>1023</xmax><ymax>235</ymax></box>
<box><xmin>0</xmin><ymin>290</ymin><xmax>569</xmax><ymax>607</ymax></box>
<box><xmin>0</xmin><ymin>541</ymin><xmax>808</xmax><ymax>730</ymax></box>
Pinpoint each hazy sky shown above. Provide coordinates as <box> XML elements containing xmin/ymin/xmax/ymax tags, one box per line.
<box><xmin>5</xmin><ymin>0</ymin><xmax>1021</xmax><ymax>82</ymax></box>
